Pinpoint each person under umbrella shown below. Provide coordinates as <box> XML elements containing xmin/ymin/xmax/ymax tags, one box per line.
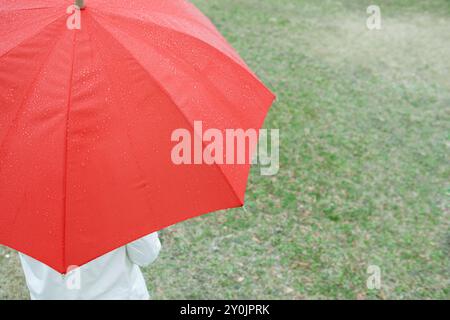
<box><xmin>0</xmin><ymin>0</ymin><xmax>275</xmax><ymax>300</ymax></box>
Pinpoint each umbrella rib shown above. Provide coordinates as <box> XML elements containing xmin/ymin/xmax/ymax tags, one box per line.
<box><xmin>0</xmin><ymin>24</ymin><xmax>69</xmax><ymax>272</ymax></box>
<box><xmin>88</xmin><ymin>13</ymin><xmax>244</xmax><ymax>206</ymax></box>
<box><xmin>61</xmin><ymin>31</ymin><xmax>77</xmax><ymax>273</ymax></box>
<box><xmin>0</xmin><ymin>6</ymin><xmax>61</xmax><ymax>13</ymax></box>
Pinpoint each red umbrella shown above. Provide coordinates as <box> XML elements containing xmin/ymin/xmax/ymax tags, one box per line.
<box><xmin>0</xmin><ymin>0</ymin><xmax>275</xmax><ymax>273</ymax></box>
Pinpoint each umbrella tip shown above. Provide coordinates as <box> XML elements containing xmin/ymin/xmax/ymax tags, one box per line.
<box><xmin>75</xmin><ymin>0</ymin><xmax>86</xmax><ymax>9</ymax></box>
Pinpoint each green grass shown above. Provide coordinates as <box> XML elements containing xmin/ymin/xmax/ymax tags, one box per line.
<box><xmin>1</xmin><ymin>0</ymin><xmax>449</xmax><ymax>299</ymax></box>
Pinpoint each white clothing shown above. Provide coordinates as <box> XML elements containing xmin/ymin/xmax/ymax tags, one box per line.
<box><xmin>19</xmin><ymin>232</ymin><xmax>161</xmax><ymax>300</ymax></box>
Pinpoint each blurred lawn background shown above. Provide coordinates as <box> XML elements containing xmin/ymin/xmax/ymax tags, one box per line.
<box><xmin>1</xmin><ymin>0</ymin><xmax>449</xmax><ymax>299</ymax></box>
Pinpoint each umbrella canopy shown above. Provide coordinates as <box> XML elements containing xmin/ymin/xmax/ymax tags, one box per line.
<box><xmin>0</xmin><ymin>0</ymin><xmax>275</xmax><ymax>273</ymax></box>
